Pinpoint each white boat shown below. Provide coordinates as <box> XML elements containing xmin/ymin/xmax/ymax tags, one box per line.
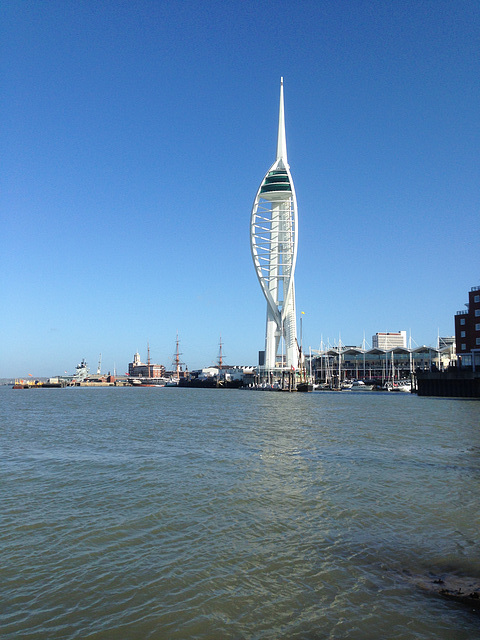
<box><xmin>384</xmin><ymin>351</ymin><xmax>412</xmax><ymax>392</ymax></box>
<box><xmin>393</xmin><ymin>380</ymin><xmax>412</xmax><ymax>392</ymax></box>
<box><xmin>384</xmin><ymin>380</ymin><xmax>412</xmax><ymax>393</ymax></box>
<box><xmin>351</xmin><ymin>380</ymin><xmax>373</xmax><ymax>390</ymax></box>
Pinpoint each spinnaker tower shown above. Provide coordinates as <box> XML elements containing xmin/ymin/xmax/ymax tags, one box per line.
<box><xmin>250</xmin><ymin>78</ymin><xmax>299</xmax><ymax>375</ymax></box>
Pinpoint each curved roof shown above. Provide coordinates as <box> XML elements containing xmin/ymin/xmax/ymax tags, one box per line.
<box><xmin>311</xmin><ymin>346</ymin><xmax>441</xmax><ymax>356</ymax></box>
<box><xmin>413</xmin><ymin>346</ymin><xmax>439</xmax><ymax>354</ymax></box>
<box><xmin>342</xmin><ymin>348</ymin><xmax>364</xmax><ymax>356</ymax></box>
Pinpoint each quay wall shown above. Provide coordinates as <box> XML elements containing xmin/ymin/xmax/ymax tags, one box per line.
<box><xmin>416</xmin><ymin>370</ymin><xmax>480</xmax><ymax>398</ymax></box>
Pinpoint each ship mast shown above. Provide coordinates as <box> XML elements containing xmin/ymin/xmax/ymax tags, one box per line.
<box><xmin>173</xmin><ymin>332</ymin><xmax>184</xmax><ymax>379</ymax></box>
<box><xmin>218</xmin><ymin>335</ymin><xmax>224</xmax><ymax>370</ymax></box>
<box><xmin>147</xmin><ymin>342</ymin><xmax>151</xmax><ymax>378</ymax></box>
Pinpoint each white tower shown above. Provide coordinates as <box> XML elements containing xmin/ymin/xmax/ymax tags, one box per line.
<box><xmin>250</xmin><ymin>78</ymin><xmax>298</xmax><ymax>374</ymax></box>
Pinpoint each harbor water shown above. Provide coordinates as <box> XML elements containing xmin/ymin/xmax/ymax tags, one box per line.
<box><xmin>1</xmin><ymin>386</ymin><xmax>480</xmax><ymax>639</ymax></box>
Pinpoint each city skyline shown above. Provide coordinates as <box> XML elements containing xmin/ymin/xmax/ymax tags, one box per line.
<box><xmin>2</xmin><ymin>1</ymin><xmax>479</xmax><ymax>377</ymax></box>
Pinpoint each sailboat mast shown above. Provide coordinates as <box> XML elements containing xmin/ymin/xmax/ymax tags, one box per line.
<box><xmin>338</xmin><ymin>337</ymin><xmax>342</xmax><ymax>385</ymax></box>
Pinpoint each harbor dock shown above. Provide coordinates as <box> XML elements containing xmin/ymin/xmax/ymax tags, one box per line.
<box><xmin>416</xmin><ymin>368</ymin><xmax>480</xmax><ymax>398</ymax></box>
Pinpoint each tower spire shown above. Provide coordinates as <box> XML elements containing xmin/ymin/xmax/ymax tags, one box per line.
<box><xmin>276</xmin><ymin>77</ymin><xmax>288</xmax><ymax>163</ymax></box>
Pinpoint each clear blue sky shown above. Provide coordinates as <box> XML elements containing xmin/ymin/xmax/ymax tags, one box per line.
<box><xmin>1</xmin><ymin>0</ymin><xmax>479</xmax><ymax>377</ymax></box>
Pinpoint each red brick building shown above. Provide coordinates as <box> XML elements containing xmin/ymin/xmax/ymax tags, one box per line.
<box><xmin>454</xmin><ymin>285</ymin><xmax>480</xmax><ymax>367</ymax></box>
<box><xmin>128</xmin><ymin>351</ymin><xmax>165</xmax><ymax>378</ymax></box>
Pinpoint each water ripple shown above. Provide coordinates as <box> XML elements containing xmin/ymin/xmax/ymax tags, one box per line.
<box><xmin>1</xmin><ymin>388</ymin><xmax>480</xmax><ymax>639</ymax></box>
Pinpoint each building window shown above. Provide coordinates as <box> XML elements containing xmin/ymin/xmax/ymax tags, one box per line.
<box><xmin>460</xmin><ymin>318</ymin><xmax>466</xmax><ymax>325</ymax></box>
<box><xmin>476</xmin><ymin>309</ymin><xmax>480</xmax><ymax>317</ymax></box>
<box><xmin>461</xmin><ymin>343</ymin><xmax>466</xmax><ymax>351</ymax></box>
<box><xmin>461</xmin><ymin>331</ymin><xmax>466</xmax><ymax>337</ymax></box>
<box><xmin>475</xmin><ymin>295</ymin><xmax>480</xmax><ymax>302</ymax></box>
<box><xmin>476</xmin><ymin>323</ymin><xmax>480</xmax><ymax>331</ymax></box>
<box><xmin>477</xmin><ymin>338</ymin><xmax>480</xmax><ymax>345</ymax></box>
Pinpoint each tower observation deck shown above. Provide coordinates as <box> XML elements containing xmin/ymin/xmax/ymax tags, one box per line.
<box><xmin>250</xmin><ymin>78</ymin><xmax>298</xmax><ymax>375</ymax></box>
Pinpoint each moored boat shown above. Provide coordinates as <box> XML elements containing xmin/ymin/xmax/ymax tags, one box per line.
<box><xmin>351</xmin><ymin>380</ymin><xmax>374</xmax><ymax>390</ymax></box>
<box><xmin>297</xmin><ymin>382</ymin><xmax>313</xmax><ymax>392</ymax></box>
<box><xmin>129</xmin><ymin>377</ymin><xmax>166</xmax><ymax>387</ymax></box>
<box><xmin>384</xmin><ymin>380</ymin><xmax>412</xmax><ymax>392</ymax></box>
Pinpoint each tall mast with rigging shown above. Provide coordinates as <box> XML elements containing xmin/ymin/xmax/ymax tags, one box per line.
<box><xmin>173</xmin><ymin>332</ymin><xmax>184</xmax><ymax>379</ymax></box>
<box><xmin>217</xmin><ymin>335</ymin><xmax>224</xmax><ymax>370</ymax></box>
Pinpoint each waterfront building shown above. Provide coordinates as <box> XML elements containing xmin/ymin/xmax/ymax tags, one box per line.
<box><xmin>180</xmin><ymin>365</ymin><xmax>256</xmax><ymax>388</ymax></box>
<box><xmin>250</xmin><ymin>78</ymin><xmax>298</xmax><ymax>376</ymax></box>
<box><xmin>372</xmin><ymin>331</ymin><xmax>407</xmax><ymax>349</ymax></box>
<box><xmin>454</xmin><ymin>284</ymin><xmax>480</xmax><ymax>368</ymax></box>
<box><xmin>310</xmin><ymin>345</ymin><xmax>440</xmax><ymax>384</ymax></box>
<box><xmin>437</xmin><ymin>336</ymin><xmax>456</xmax><ymax>369</ymax></box>
<box><xmin>415</xmin><ymin>286</ymin><xmax>480</xmax><ymax>396</ymax></box>
<box><xmin>438</xmin><ymin>336</ymin><xmax>455</xmax><ymax>349</ymax></box>
<box><xmin>128</xmin><ymin>351</ymin><xmax>165</xmax><ymax>379</ymax></box>
<box><xmin>194</xmin><ymin>365</ymin><xmax>255</xmax><ymax>383</ymax></box>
